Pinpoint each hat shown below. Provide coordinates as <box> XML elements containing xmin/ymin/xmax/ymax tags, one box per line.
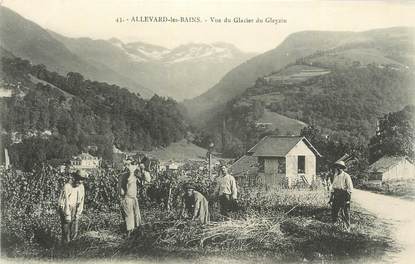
<box><xmin>183</xmin><ymin>183</ymin><xmax>195</xmax><ymax>190</ymax></box>
<box><xmin>72</xmin><ymin>170</ymin><xmax>88</xmax><ymax>180</ymax></box>
<box><xmin>333</xmin><ymin>160</ymin><xmax>346</xmax><ymax>169</ymax></box>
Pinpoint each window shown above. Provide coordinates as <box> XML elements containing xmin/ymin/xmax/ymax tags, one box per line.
<box><xmin>298</xmin><ymin>156</ymin><xmax>305</xmax><ymax>173</ymax></box>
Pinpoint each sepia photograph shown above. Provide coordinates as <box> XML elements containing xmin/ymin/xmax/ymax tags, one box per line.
<box><xmin>0</xmin><ymin>0</ymin><xmax>414</xmax><ymax>263</ymax></box>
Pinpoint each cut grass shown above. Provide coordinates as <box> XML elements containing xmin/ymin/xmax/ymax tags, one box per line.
<box><xmin>1</xmin><ymin>187</ymin><xmax>394</xmax><ymax>263</ymax></box>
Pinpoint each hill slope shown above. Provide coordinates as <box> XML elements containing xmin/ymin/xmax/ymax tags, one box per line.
<box><xmin>184</xmin><ymin>27</ymin><xmax>415</xmax><ymax>125</ymax></box>
<box><xmin>0</xmin><ymin>56</ymin><xmax>188</xmax><ymax>170</ymax></box>
<box><xmin>146</xmin><ymin>139</ymin><xmax>208</xmax><ymax>161</ymax></box>
<box><xmin>0</xmin><ymin>6</ymin><xmax>153</xmax><ymax>98</ymax></box>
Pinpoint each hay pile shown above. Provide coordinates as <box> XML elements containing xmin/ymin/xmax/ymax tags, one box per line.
<box><xmin>137</xmin><ymin>215</ymin><xmax>287</xmax><ymax>250</ymax></box>
<box><xmin>192</xmin><ymin>217</ymin><xmax>285</xmax><ymax>249</ymax></box>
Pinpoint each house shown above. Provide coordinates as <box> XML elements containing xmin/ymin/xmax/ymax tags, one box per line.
<box><xmin>230</xmin><ymin>155</ymin><xmax>259</xmax><ymax>186</ymax></box>
<box><xmin>246</xmin><ymin>135</ymin><xmax>321</xmax><ymax>188</ymax></box>
<box><xmin>70</xmin><ymin>152</ymin><xmax>101</xmax><ymax>172</ymax></box>
<box><xmin>368</xmin><ymin>156</ymin><xmax>415</xmax><ymax>184</ymax></box>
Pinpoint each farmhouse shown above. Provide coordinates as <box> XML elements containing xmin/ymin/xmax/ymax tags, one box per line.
<box><xmin>368</xmin><ymin>156</ymin><xmax>415</xmax><ymax>184</ymax></box>
<box><xmin>242</xmin><ymin>136</ymin><xmax>321</xmax><ymax>188</ymax></box>
<box><xmin>70</xmin><ymin>152</ymin><xmax>101</xmax><ymax>171</ymax></box>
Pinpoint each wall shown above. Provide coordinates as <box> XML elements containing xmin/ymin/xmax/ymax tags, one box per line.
<box><xmin>259</xmin><ymin>157</ymin><xmax>287</xmax><ymax>187</ymax></box>
<box><xmin>383</xmin><ymin>160</ymin><xmax>415</xmax><ymax>182</ymax></box>
<box><xmin>286</xmin><ymin>140</ymin><xmax>316</xmax><ymax>186</ymax></box>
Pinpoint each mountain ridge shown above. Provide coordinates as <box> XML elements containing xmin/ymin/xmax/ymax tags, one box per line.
<box><xmin>0</xmin><ymin>6</ymin><xmax>254</xmax><ymax>100</ymax></box>
<box><xmin>0</xmin><ymin>6</ymin><xmax>153</xmax><ymax>98</ymax></box>
<box><xmin>183</xmin><ymin>27</ymin><xmax>415</xmax><ymax>124</ymax></box>
<box><xmin>50</xmin><ymin>33</ymin><xmax>255</xmax><ymax>99</ymax></box>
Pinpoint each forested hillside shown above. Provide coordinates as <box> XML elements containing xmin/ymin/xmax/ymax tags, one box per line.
<box><xmin>0</xmin><ymin>56</ymin><xmax>187</xmax><ymax>170</ymax></box>
<box><xmin>199</xmin><ymin>58</ymin><xmax>414</xmax><ymax>157</ymax></box>
<box><xmin>184</xmin><ymin>27</ymin><xmax>415</xmax><ymax>125</ymax></box>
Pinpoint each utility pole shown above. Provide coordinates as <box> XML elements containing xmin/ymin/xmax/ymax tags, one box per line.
<box><xmin>221</xmin><ymin>118</ymin><xmax>226</xmax><ymax>154</ymax></box>
<box><xmin>208</xmin><ymin>142</ymin><xmax>214</xmax><ymax>179</ymax></box>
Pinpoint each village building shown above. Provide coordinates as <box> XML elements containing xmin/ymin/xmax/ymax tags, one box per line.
<box><xmin>112</xmin><ymin>145</ymin><xmax>126</xmax><ymax>169</ymax></box>
<box><xmin>0</xmin><ymin>148</ymin><xmax>11</xmax><ymax>169</ymax></box>
<box><xmin>232</xmin><ymin>136</ymin><xmax>321</xmax><ymax>188</ymax></box>
<box><xmin>368</xmin><ymin>156</ymin><xmax>415</xmax><ymax>185</ymax></box>
<box><xmin>70</xmin><ymin>152</ymin><xmax>101</xmax><ymax>172</ymax></box>
<box><xmin>0</xmin><ymin>87</ymin><xmax>13</xmax><ymax>98</ymax></box>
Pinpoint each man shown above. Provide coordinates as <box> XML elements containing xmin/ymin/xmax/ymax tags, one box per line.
<box><xmin>139</xmin><ymin>163</ymin><xmax>152</xmax><ymax>198</ymax></box>
<box><xmin>329</xmin><ymin>160</ymin><xmax>353</xmax><ymax>230</ymax></box>
<box><xmin>58</xmin><ymin>170</ymin><xmax>86</xmax><ymax>243</ymax></box>
<box><xmin>215</xmin><ymin>165</ymin><xmax>237</xmax><ymax>216</ymax></box>
<box><xmin>118</xmin><ymin>160</ymin><xmax>142</xmax><ymax>238</ymax></box>
<box><xmin>181</xmin><ymin>184</ymin><xmax>210</xmax><ymax>224</ymax></box>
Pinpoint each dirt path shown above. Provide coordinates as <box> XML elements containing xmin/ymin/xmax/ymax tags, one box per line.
<box><xmin>353</xmin><ymin>189</ymin><xmax>415</xmax><ymax>264</ymax></box>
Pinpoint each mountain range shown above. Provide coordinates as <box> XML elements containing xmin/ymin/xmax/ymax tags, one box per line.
<box><xmin>1</xmin><ymin>5</ymin><xmax>414</xmax><ymax>159</ymax></box>
<box><xmin>0</xmin><ymin>6</ymin><xmax>254</xmax><ymax>100</ymax></box>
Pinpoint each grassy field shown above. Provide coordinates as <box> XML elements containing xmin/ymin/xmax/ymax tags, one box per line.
<box><xmin>1</xmin><ymin>184</ymin><xmax>394</xmax><ymax>263</ymax></box>
<box><xmin>257</xmin><ymin>109</ymin><xmax>307</xmax><ymax>135</ymax></box>
<box><xmin>145</xmin><ymin>139</ymin><xmax>208</xmax><ymax>161</ymax></box>
<box><xmin>265</xmin><ymin>65</ymin><xmax>330</xmax><ymax>85</ymax></box>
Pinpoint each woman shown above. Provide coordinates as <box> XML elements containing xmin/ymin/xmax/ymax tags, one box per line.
<box><xmin>58</xmin><ymin>170</ymin><xmax>86</xmax><ymax>243</ymax></box>
<box><xmin>118</xmin><ymin>160</ymin><xmax>142</xmax><ymax>238</ymax></box>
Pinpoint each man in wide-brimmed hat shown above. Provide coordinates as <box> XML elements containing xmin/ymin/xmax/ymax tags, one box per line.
<box><xmin>180</xmin><ymin>183</ymin><xmax>210</xmax><ymax>224</ymax></box>
<box><xmin>329</xmin><ymin>160</ymin><xmax>353</xmax><ymax>230</ymax></box>
<box><xmin>58</xmin><ymin>169</ymin><xmax>87</xmax><ymax>243</ymax></box>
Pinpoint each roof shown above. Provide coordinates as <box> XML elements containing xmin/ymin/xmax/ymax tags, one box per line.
<box><xmin>230</xmin><ymin>155</ymin><xmax>258</xmax><ymax>177</ymax></box>
<box><xmin>73</xmin><ymin>152</ymin><xmax>97</xmax><ymax>160</ymax></box>
<box><xmin>113</xmin><ymin>145</ymin><xmax>123</xmax><ymax>154</ymax></box>
<box><xmin>247</xmin><ymin>135</ymin><xmax>321</xmax><ymax>157</ymax></box>
<box><xmin>369</xmin><ymin>156</ymin><xmax>413</xmax><ymax>173</ymax></box>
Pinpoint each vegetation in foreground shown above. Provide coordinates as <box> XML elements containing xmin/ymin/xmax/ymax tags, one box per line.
<box><xmin>1</xmin><ymin>162</ymin><xmax>394</xmax><ymax>263</ymax></box>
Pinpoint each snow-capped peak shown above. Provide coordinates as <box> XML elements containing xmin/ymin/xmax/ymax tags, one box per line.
<box><xmin>108</xmin><ymin>39</ymin><xmax>242</xmax><ymax>63</ymax></box>
<box><xmin>161</xmin><ymin>43</ymin><xmax>242</xmax><ymax>63</ymax></box>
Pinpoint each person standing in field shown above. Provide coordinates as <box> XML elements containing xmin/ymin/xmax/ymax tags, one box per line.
<box><xmin>215</xmin><ymin>165</ymin><xmax>238</xmax><ymax>217</ymax></box>
<box><xmin>180</xmin><ymin>184</ymin><xmax>210</xmax><ymax>224</ymax></box>
<box><xmin>329</xmin><ymin>160</ymin><xmax>353</xmax><ymax>230</ymax></box>
<box><xmin>58</xmin><ymin>170</ymin><xmax>86</xmax><ymax>243</ymax></box>
<box><xmin>118</xmin><ymin>160</ymin><xmax>142</xmax><ymax>238</ymax></box>
<box><xmin>139</xmin><ymin>163</ymin><xmax>152</xmax><ymax>198</ymax></box>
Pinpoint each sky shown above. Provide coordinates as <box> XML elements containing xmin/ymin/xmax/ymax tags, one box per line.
<box><xmin>2</xmin><ymin>0</ymin><xmax>415</xmax><ymax>53</ymax></box>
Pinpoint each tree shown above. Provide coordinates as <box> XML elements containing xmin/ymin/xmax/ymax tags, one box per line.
<box><xmin>369</xmin><ymin>105</ymin><xmax>415</xmax><ymax>163</ymax></box>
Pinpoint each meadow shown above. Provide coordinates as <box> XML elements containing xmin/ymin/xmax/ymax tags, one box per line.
<box><xmin>0</xmin><ymin>162</ymin><xmax>394</xmax><ymax>262</ymax></box>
